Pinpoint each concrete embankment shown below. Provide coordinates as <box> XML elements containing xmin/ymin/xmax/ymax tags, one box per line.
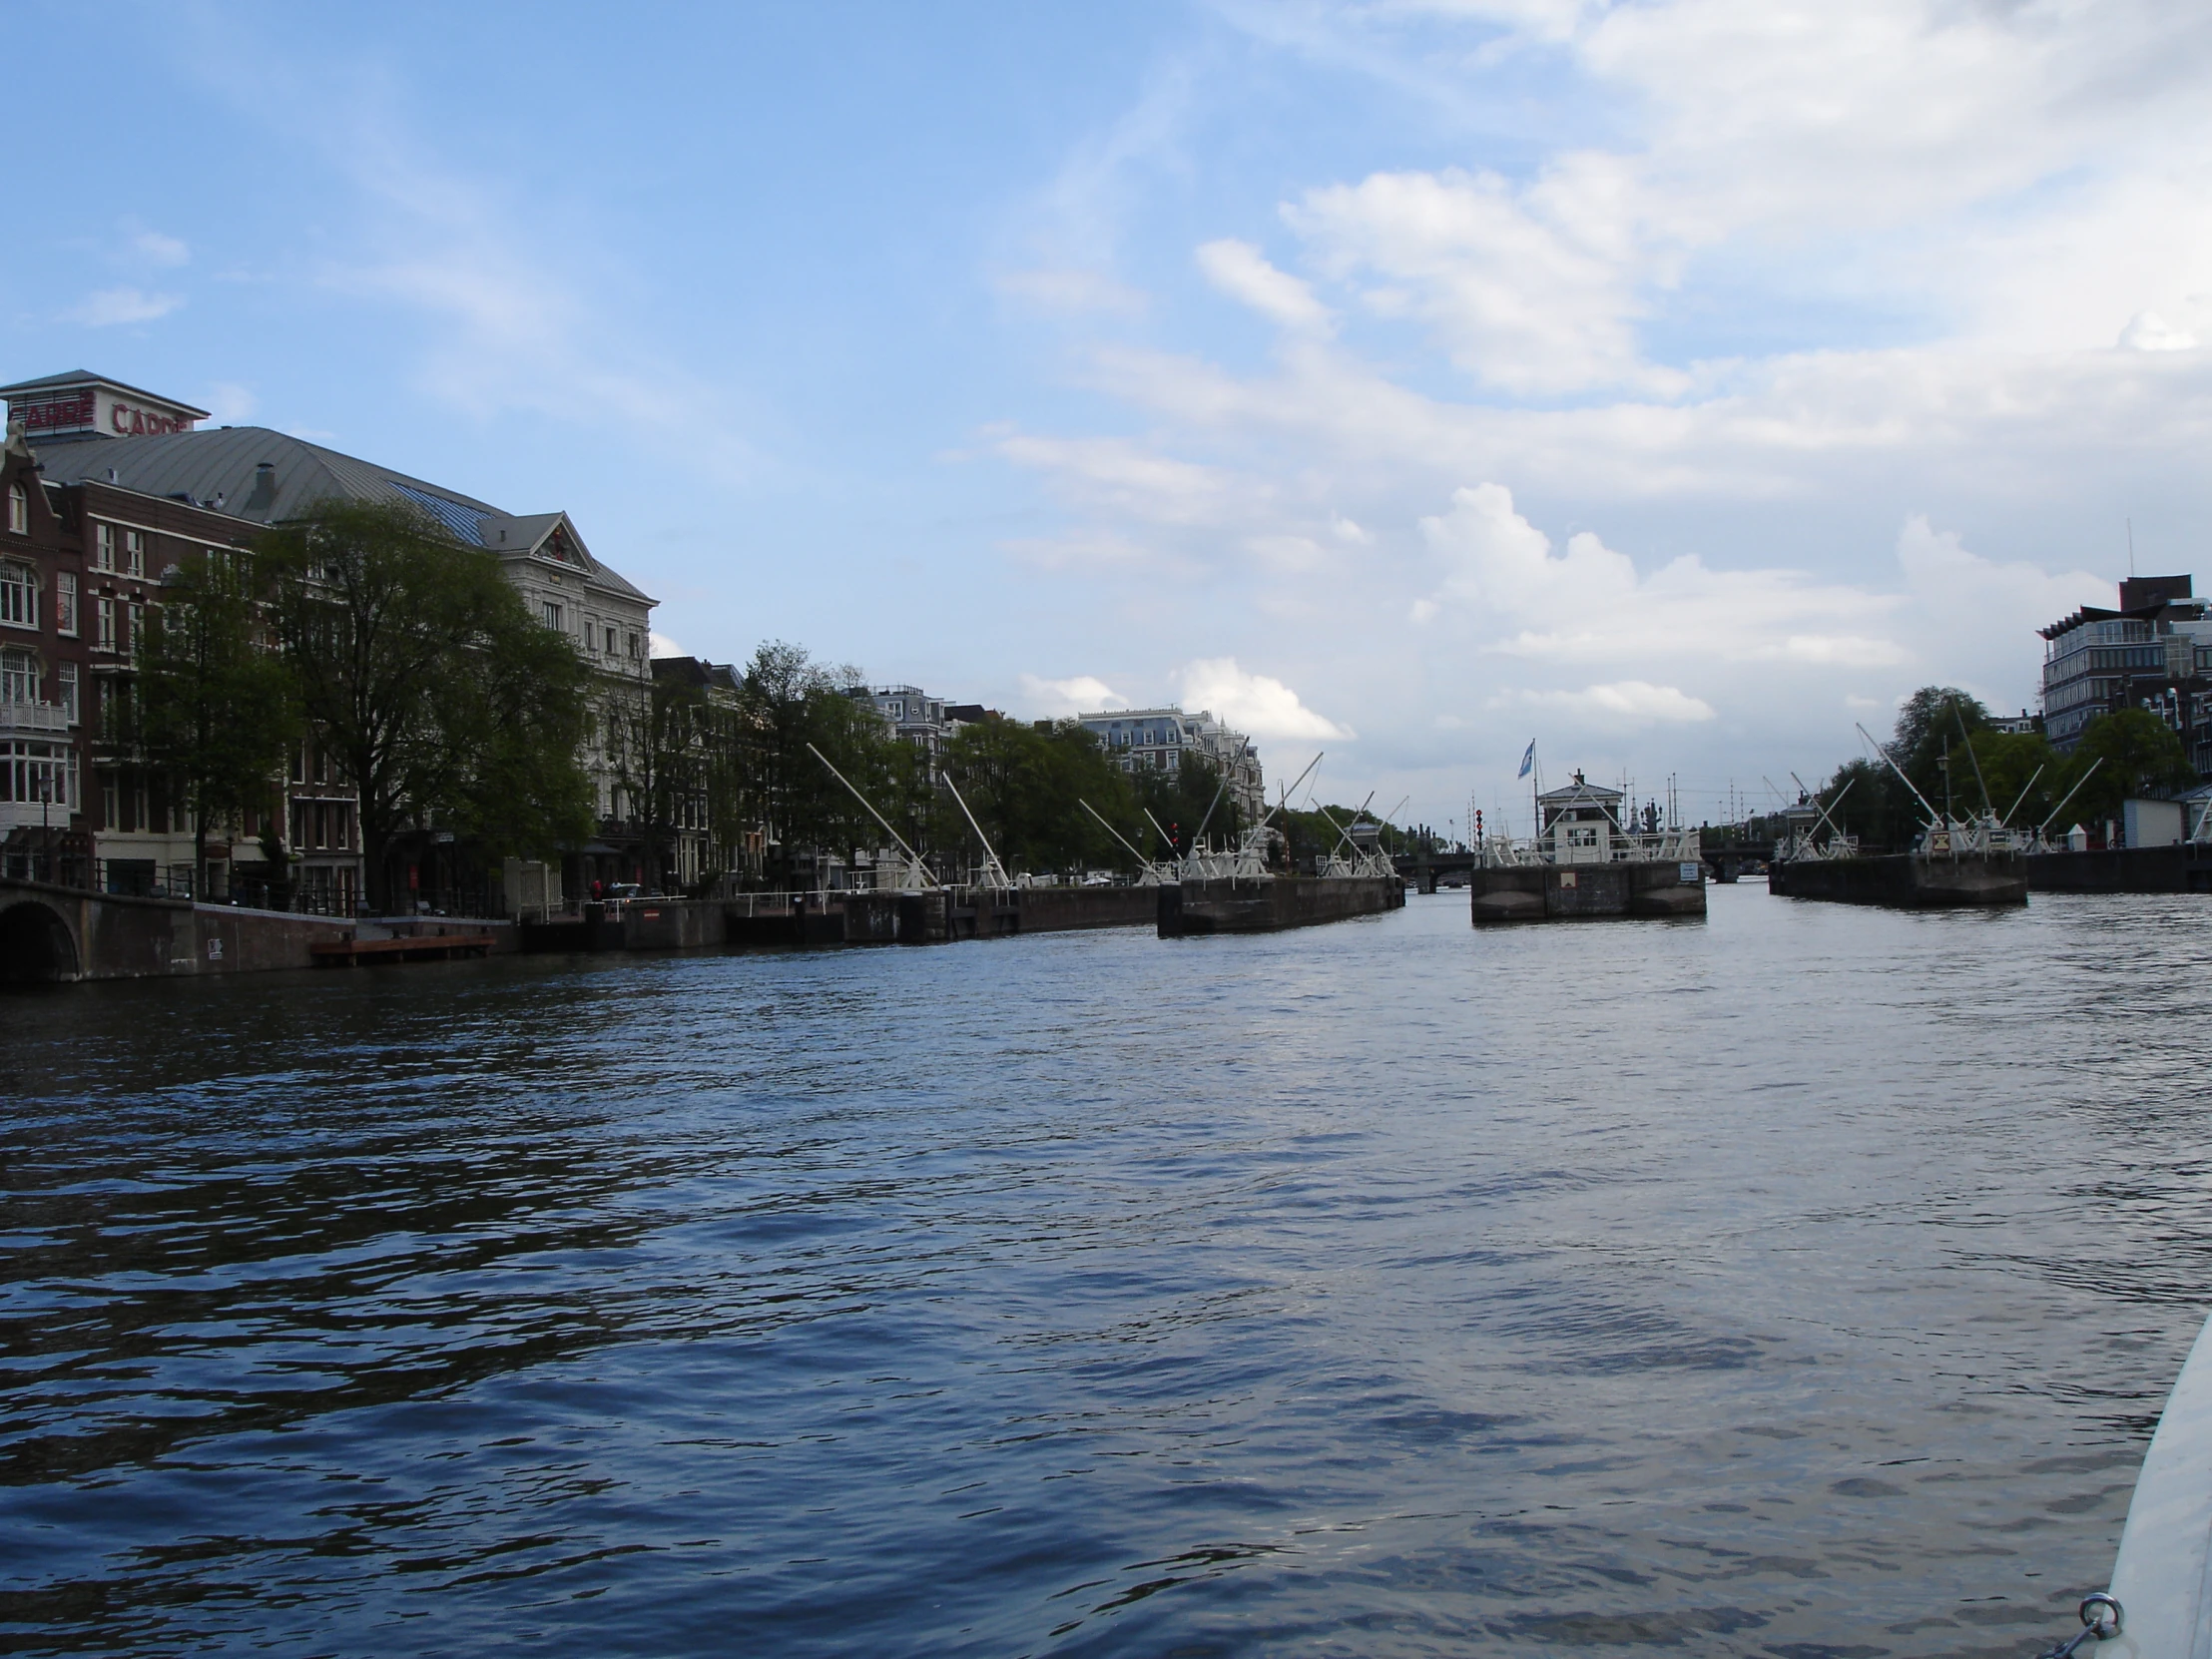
<box><xmin>0</xmin><ymin>876</ymin><xmax>516</xmax><ymax>984</ymax></box>
<box><xmin>1769</xmin><ymin>852</ymin><xmax>2026</xmax><ymax>907</ymax></box>
<box><xmin>1469</xmin><ymin>861</ymin><xmax>1705</xmax><ymax>924</ymax></box>
<box><xmin>2026</xmin><ymin>844</ymin><xmax>2212</xmax><ymax>893</ymax></box>
<box><xmin>1156</xmin><ymin>876</ymin><xmax>1404</xmax><ymax>936</ymax></box>
<box><xmin>519</xmin><ymin>884</ymin><xmax>1159</xmax><ymax>955</ymax></box>
<box><xmin>3</xmin><ymin>879</ymin><xmax>1173</xmax><ymax>984</ymax></box>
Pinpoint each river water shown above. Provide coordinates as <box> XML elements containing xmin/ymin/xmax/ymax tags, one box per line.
<box><xmin>4</xmin><ymin>886</ymin><xmax>2209</xmax><ymax>1656</ymax></box>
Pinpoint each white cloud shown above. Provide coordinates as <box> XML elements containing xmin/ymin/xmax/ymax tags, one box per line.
<box><xmin>1496</xmin><ymin>681</ymin><xmax>1717</xmax><ymax>726</ymax></box>
<box><xmin>1176</xmin><ymin>658</ymin><xmax>1354</xmax><ymax>741</ymax></box>
<box><xmin>994</xmin><ymin>268</ymin><xmax>1148</xmax><ymax>316</ymax></box>
<box><xmin>65</xmin><ymin>286</ymin><xmax>182</xmax><ymax>326</ymax></box>
<box><xmin>1415</xmin><ymin>481</ymin><xmax>1901</xmax><ymax>666</ymax></box>
<box><xmin>1196</xmin><ymin>239</ymin><xmax>1334</xmax><ymax>333</ymax></box>
<box><xmin>996</xmin><ymin>431</ymin><xmax>1264</xmax><ymax>528</ymax></box>
<box><xmin>130</xmin><ymin>229</ymin><xmax>191</xmax><ymax>268</ymax></box>
<box><xmin>2120</xmin><ymin>311</ymin><xmax>2200</xmax><ymax>352</ymax></box>
<box><xmin>1021</xmin><ymin>673</ymin><xmax>1124</xmax><ymax>714</ymax></box>
<box><xmin>203</xmin><ymin>382</ymin><xmax>256</xmax><ymax>423</ymax></box>
<box><xmin>1288</xmin><ymin>159</ymin><xmax>1666</xmax><ymax>394</ymax></box>
<box><xmin>649</xmin><ymin>631</ymin><xmax>687</xmax><ymax>658</ymax></box>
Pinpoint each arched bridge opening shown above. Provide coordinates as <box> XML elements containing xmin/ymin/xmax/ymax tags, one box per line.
<box><xmin>0</xmin><ymin>899</ymin><xmax>81</xmax><ymax>985</ymax></box>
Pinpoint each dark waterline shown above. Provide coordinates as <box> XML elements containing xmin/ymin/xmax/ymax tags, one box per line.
<box><xmin>3</xmin><ymin>887</ymin><xmax>2206</xmax><ymax>1656</ymax></box>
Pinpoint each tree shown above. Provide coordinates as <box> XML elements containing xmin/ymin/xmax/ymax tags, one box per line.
<box><xmin>1136</xmin><ymin>755</ymin><xmax>1242</xmax><ymax>858</ymax></box>
<box><xmin>733</xmin><ymin>642</ymin><xmax>909</xmax><ymax>880</ymax></box>
<box><xmin>1889</xmin><ymin>686</ymin><xmax>1989</xmax><ymax>816</ymax></box>
<box><xmin>607</xmin><ymin>671</ymin><xmax>713</xmax><ymax>890</ymax></box>
<box><xmin>136</xmin><ymin>546</ymin><xmax>298</xmax><ymax>899</ymax></box>
<box><xmin>1967</xmin><ymin>729</ymin><xmax>2063</xmax><ymax>830</ymax></box>
<box><xmin>1818</xmin><ymin>758</ymin><xmax>1916</xmax><ymax>850</ymax></box>
<box><xmin>261</xmin><ymin>500</ymin><xmax>595</xmax><ymax>913</ymax></box>
<box><xmin>2063</xmin><ymin>709</ymin><xmax>2196</xmax><ymax>830</ymax></box>
<box><xmin>941</xmin><ymin>717</ymin><xmax>1138</xmax><ymax>877</ymax></box>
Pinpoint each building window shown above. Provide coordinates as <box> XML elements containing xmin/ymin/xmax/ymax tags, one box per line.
<box><xmin>128</xmin><ymin>603</ymin><xmax>145</xmax><ymax>659</ymax></box>
<box><xmin>0</xmin><ymin>740</ymin><xmax>70</xmax><ymax>806</ymax></box>
<box><xmin>125</xmin><ymin>529</ymin><xmax>145</xmax><ymax>578</ymax></box>
<box><xmin>0</xmin><ymin>562</ymin><xmax>34</xmax><ymax>629</ymax></box>
<box><xmin>96</xmin><ymin>597</ymin><xmax>117</xmax><ymax>652</ymax></box>
<box><xmin>0</xmin><ymin>648</ymin><xmax>34</xmax><ymax>704</ymax></box>
<box><xmin>59</xmin><ymin>662</ymin><xmax>78</xmax><ymax>724</ymax></box>
<box><xmin>605</xmin><ymin>625</ymin><xmax>617</xmax><ymax>654</ymax></box>
<box><xmin>6</xmin><ymin>483</ymin><xmax>25</xmax><ymax>535</ymax></box>
<box><xmin>55</xmin><ymin>573</ymin><xmax>76</xmax><ymax>636</ymax></box>
<box><xmin>543</xmin><ymin>600</ymin><xmax>563</xmax><ymax>631</ymax></box>
<box><xmin>627</xmin><ymin>632</ymin><xmax>640</xmax><ymax>658</ymax></box>
<box><xmin>94</xmin><ymin>524</ymin><xmax>115</xmax><ymax>572</ymax></box>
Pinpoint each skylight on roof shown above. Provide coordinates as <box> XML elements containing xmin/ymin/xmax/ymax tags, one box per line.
<box><xmin>387</xmin><ymin>483</ymin><xmax>487</xmax><ymax>546</ymax></box>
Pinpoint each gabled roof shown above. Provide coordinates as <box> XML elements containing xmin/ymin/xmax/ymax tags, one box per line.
<box><xmin>1538</xmin><ymin>775</ymin><xmax>1624</xmax><ymax>805</ymax></box>
<box><xmin>479</xmin><ymin>509</ymin><xmax>651</xmax><ymax>603</ymax></box>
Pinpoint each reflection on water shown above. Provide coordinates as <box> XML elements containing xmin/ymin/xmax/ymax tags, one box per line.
<box><xmin>4</xmin><ymin>887</ymin><xmax>2209</xmax><ymax>1655</ymax></box>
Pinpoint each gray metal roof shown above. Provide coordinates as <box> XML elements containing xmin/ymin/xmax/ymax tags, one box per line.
<box><xmin>30</xmin><ymin>424</ymin><xmax>652</xmax><ymax>606</ymax></box>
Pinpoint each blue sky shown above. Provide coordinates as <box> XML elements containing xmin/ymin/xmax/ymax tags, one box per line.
<box><xmin>14</xmin><ymin>1</ymin><xmax>2212</xmax><ymax>832</ymax></box>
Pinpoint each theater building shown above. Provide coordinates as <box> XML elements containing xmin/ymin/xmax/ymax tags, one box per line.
<box><xmin>1</xmin><ymin>369</ymin><xmax>660</xmax><ymax>909</ymax></box>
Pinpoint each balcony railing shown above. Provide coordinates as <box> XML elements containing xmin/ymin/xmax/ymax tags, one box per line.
<box><xmin>0</xmin><ymin>700</ymin><xmax>69</xmax><ymax>733</ymax></box>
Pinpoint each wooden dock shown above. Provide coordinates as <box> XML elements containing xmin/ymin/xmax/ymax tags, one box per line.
<box><xmin>309</xmin><ymin>932</ymin><xmax>498</xmax><ymax>967</ymax></box>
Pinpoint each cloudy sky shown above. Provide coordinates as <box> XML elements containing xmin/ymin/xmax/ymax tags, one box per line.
<box><xmin>12</xmin><ymin>1</ymin><xmax>2211</xmax><ymax>832</ymax></box>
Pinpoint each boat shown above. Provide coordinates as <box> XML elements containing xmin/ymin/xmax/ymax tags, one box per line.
<box><xmin>2052</xmin><ymin>1306</ymin><xmax>2212</xmax><ymax>1655</ymax></box>
<box><xmin>1467</xmin><ymin>772</ymin><xmax>1705</xmax><ymax>923</ymax></box>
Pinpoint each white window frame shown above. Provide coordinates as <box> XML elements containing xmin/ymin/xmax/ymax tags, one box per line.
<box><xmin>0</xmin><ymin>647</ymin><xmax>34</xmax><ymax>704</ymax></box>
<box><xmin>94</xmin><ymin>524</ymin><xmax>115</xmax><ymax>572</ymax></box>
<box><xmin>0</xmin><ymin>562</ymin><xmax>35</xmax><ymax>630</ymax></box>
<box><xmin>6</xmin><ymin>483</ymin><xmax>26</xmax><ymax>535</ymax></box>
<box><xmin>58</xmin><ymin>661</ymin><xmax>79</xmax><ymax>724</ymax></box>
<box><xmin>55</xmin><ymin>572</ymin><xmax>77</xmax><ymax>636</ymax></box>
<box><xmin>125</xmin><ymin>529</ymin><xmax>145</xmax><ymax>578</ymax></box>
<box><xmin>95</xmin><ymin>597</ymin><xmax>117</xmax><ymax>652</ymax></box>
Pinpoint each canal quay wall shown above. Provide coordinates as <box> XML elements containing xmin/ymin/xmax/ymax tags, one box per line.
<box><xmin>1157</xmin><ymin>875</ymin><xmax>1404</xmax><ymax>935</ymax></box>
<box><xmin>1769</xmin><ymin>851</ymin><xmax>2027</xmax><ymax>907</ymax></box>
<box><xmin>5</xmin><ymin>879</ymin><xmax>1165</xmax><ymax>983</ymax></box>
<box><xmin>1469</xmin><ymin>860</ymin><xmax>1706</xmax><ymax>923</ymax></box>
<box><xmin>2026</xmin><ymin>844</ymin><xmax>2212</xmax><ymax>893</ymax></box>
<box><xmin>0</xmin><ymin>876</ymin><xmax>517</xmax><ymax>985</ymax></box>
<box><xmin>528</xmin><ymin>885</ymin><xmax>1159</xmax><ymax>953</ymax></box>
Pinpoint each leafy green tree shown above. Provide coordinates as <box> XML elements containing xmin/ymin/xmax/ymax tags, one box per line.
<box><xmin>733</xmin><ymin>642</ymin><xmax>911</xmax><ymax>879</ymax></box>
<box><xmin>1818</xmin><ymin>757</ymin><xmax>1917</xmax><ymax>850</ymax></box>
<box><xmin>136</xmin><ymin>547</ymin><xmax>299</xmax><ymax>899</ymax></box>
<box><xmin>941</xmin><ymin>717</ymin><xmax>1138</xmax><ymax>877</ymax></box>
<box><xmin>1135</xmin><ymin>755</ymin><xmax>1242</xmax><ymax>857</ymax></box>
<box><xmin>261</xmin><ymin>500</ymin><xmax>594</xmax><ymax>913</ymax></box>
<box><xmin>607</xmin><ymin>671</ymin><xmax>715</xmax><ymax>889</ymax></box>
<box><xmin>2062</xmin><ymin>709</ymin><xmax>2196</xmax><ymax>830</ymax></box>
<box><xmin>1968</xmin><ymin>730</ymin><xmax>2063</xmax><ymax>830</ymax></box>
<box><xmin>1889</xmin><ymin>686</ymin><xmax>1989</xmax><ymax>816</ymax></box>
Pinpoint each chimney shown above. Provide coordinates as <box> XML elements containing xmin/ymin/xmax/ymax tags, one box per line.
<box><xmin>243</xmin><ymin>462</ymin><xmax>276</xmax><ymax>514</ymax></box>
